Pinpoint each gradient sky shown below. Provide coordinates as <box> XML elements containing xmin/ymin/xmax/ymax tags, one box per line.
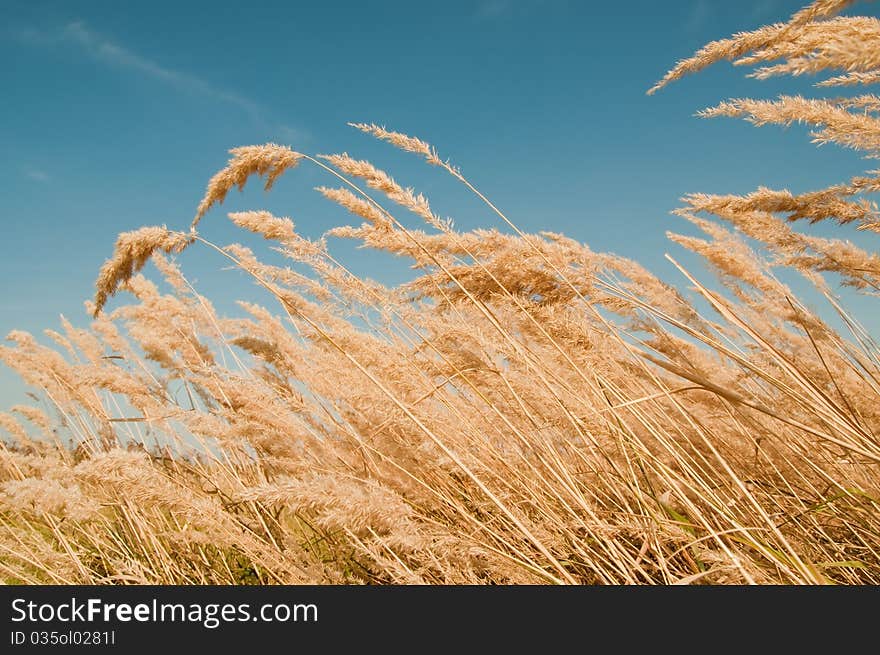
<box><xmin>2</xmin><ymin>0</ymin><xmax>878</xmax><ymax>406</ymax></box>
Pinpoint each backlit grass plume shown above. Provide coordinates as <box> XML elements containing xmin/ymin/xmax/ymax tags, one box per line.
<box><xmin>192</xmin><ymin>143</ymin><xmax>303</xmax><ymax>229</ymax></box>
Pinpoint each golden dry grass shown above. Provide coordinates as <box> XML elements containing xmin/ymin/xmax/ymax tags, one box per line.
<box><xmin>1</xmin><ymin>0</ymin><xmax>878</xmax><ymax>584</ymax></box>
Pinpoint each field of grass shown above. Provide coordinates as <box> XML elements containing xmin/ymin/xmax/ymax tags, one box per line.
<box><xmin>1</xmin><ymin>0</ymin><xmax>878</xmax><ymax>584</ymax></box>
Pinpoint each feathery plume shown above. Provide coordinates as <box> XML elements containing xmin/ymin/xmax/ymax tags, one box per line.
<box><xmin>93</xmin><ymin>227</ymin><xmax>193</xmax><ymax>316</ymax></box>
<box><xmin>316</xmin><ymin>186</ymin><xmax>391</xmax><ymax>229</ymax></box>
<box><xmin>818</xmin><ymin>69</ymin><xmax>880</xmax><ymax>86</ymax></box>
<box><xmin>349</xmin><ymin>122</ymin><xmax>442</xmax><ymax>166</ymax></box>
<box><xmin>228</xmin><ymin>210</ymin><xmax>297</xmax><ymax>242</ymax></box>
<box><xmin>319</xmin><ymin>153</ymin><xmax>445</xmax><ymax>228</ymax></box>
<box><xmin>648</xmin><ymin>0</ymin><xmax>858</xmax><ymax>94</ymax></box>
<box><xmin>698</xmin><ymin>95</ymin><xmax>880</xmax><ymax>153</ymax></box>
<box><xmin>788</xmin><ymin>0</ymin><xmax>858</xmax><ymax>26</ymax></box>
<box><xmin>192</xmin><ymin>144</ymin><xmax>303</xmax><ymax>230</ymax></box>
<box><xmin>745</xmin><ymin>18</ymin><xmax>880</xmax><ymax>80</ymax></box>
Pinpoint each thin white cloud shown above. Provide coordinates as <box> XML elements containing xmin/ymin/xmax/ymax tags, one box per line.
<box><xmin>19</xmin><ymin>20</ymin><xmax>308</xmax><ymax>142</ymax></box>
<box><xmin>752</xmin><ymin>0</ymin><xmax>782</xmax><ymax>19</ymax></box>
<box><xmin>684</xmin><ymin>0</ymin><xmax>712</xmax><ymax>33</ymax></box>
<box><xmin>277</xmin><ymin>124</ymin><xmax>316</xmax><ymax>145</ymax></box>
<box><xmin>24</xmin><ymin>167</ymin><xmax>50</xmax><ymax>182</ymax></box>
<box><xmin>61</xmin><ymin>21</ymin><xmax>263</xmax><ymax>120</ymax></box>
<box><xmin>475</xmin><ymin>0</ymin><xmax>513</xmax><ymax>21</ymax></box>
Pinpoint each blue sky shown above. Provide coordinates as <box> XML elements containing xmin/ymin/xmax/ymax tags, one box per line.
<box><xmin>2</xmin><ymin>0</ymin><xmax>878</xmax><ymax>405</ymax></box>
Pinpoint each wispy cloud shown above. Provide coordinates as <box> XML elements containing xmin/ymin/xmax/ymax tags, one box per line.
<box><xmin>474</xmin><ymin>0</ymin><xmax>513</xmax><ymax>21</ymax></box>
<box><xmin>23</xmin><ymin>167</ymin><xmax>50</xmax><ymax>182</ymax></box>
<box><xmin>276</xmin><ymin>124</ymin><xmax>308</xmax><ymax>144</ymax></box>
<box><xmin>685</xmin><ymin>0</ymin><xmax>712</xmax><ymax>34</ymax></box>
<box><xmin>75</xmin><ymin>21</ymin><xmax>264</xmax><ymax>119</ymax></box>
<box><xmin>19</xmin><ymin>20</ymin><xmax>307</xmax><ymax>143</ymax></box>
<box><xmin>473</xmin><ymin>0</ymin><xmax>564</xmax><ymax>23</ymax></box>
<box><xmin>751</xmin><ymin>0</ymin><xmax>782</xmax><ymax>19</ymax></box>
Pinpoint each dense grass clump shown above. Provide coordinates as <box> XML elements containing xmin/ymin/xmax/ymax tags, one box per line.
<box><xmin>1</xmin><ymin>0</ymin><xmax>879</xmax><ymax>584</ymax></box>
